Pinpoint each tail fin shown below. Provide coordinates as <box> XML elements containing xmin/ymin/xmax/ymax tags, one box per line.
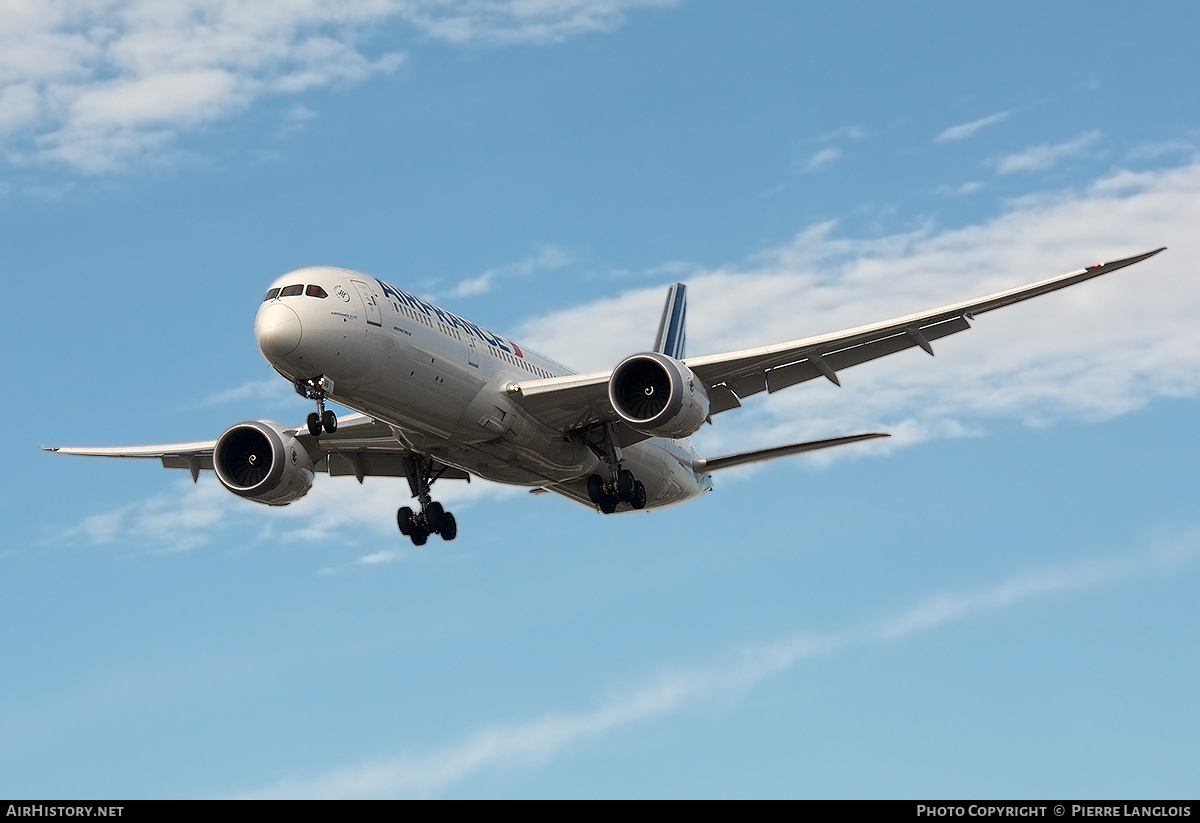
<box><xmin>653</xmin><ymin>283</ymin><xmax>687</xmax><ymax>360</ymax></box>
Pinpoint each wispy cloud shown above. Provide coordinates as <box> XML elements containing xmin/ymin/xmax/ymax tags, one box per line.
<box><xmin>275</xmin><ymin>103</ymin><xmax>318</xmax><ymax>138</ymax></box>
<box><xmin>0</xmin><ymin>1</ymin><xmax>672</xmax><ymax>173</ymax></box>
<box><xmin>994</xmin><ymin>130</ymin><xmax>1100</xmax><ymax>174</ymax></box>
<box><xmin>450</xmin><ymin>244</ymin><xmax>573</xmax><ymax>298</ymax></box>
<box><xmin>800</xmin><ymin>146</ymin><xmax>842</xmax><ymax>172</ymax></box>
<box><xmin>936</xmin><ymin>111</ymin><xmax>1009</xmax><ymax>143</ymax></box>
<box><xmin>935</xmin><ymin>180</ymin><xmax>984</xmax><ymax>196</ymax></box>
<box><xmin>243</xmin><ymin>531</ymin><xmax>1200</xmax><ymax>797</ymax></box>
<box><xmin>60</xmin><ymin>475</ymin><xmax>244</xmax><ymax>554</ymax></box>
<box><xmin>1127</xmin><ymin>139</ymin><xmax>1196</xmax><ymax>161</ymax></box>
<box><xmin>180</xmin><ymin>378</ymin><xmax>296</xmax><ymax>410</ymax></box>
<box><xmin>56</xmin><ymin>470</ymin><xmax>523</xmax><ymax>556</ymax></box>
<box><xmin>794</xmin><ymin>125</ymin><xmax>866</xmax><ymax>174</ymax></box>
<box><xmin>820</xmin><ymin>125</ymin><xmax>868</xmax><ymax>142</ymax></box>
<box><xmin>399</xmin><ymin>0</ymin><xmax>678</xmax><ymax>46</ymax></box>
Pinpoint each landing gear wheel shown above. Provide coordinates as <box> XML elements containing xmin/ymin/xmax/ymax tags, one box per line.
<box><xmin>599</xmin><ymin>495</ymin><xmax>617</xmax><ymax>514</ymax></box>
<box><xmin>397</xmin><ymin>506</ymin><xmax>414</xmax><ymax>535</ymax></box>
<box><xmin>631</xmin><ymin>480</ymin><xmax>647</xmax><ymax>510</ymax></box>
<box><xmin>410</xmin><ymin>529</ymin><xmax>428</xmax><ymax>546</ymax></box>
<box><xmin>322</xmin><ymin>410</ymin><xmax>338</xmax><ymax>433</ymax></box>
<box><xmin>426</xmin><ymin>501</ymin><xmax>445</xmax><ymax>533</ymax></box>
<box><xmin>587</xmin><ymin>473</ymin><xmax>605</xmax><ymax>505</ymax></box>
<box><xmin>616</xmin><ymin>469</ymin><xmax>636</xmax><ymax>502</ymax></box>
<box><xmin>307</xmin><ymin>413</ymin><xmax>322</xmax><ymax>438</ymax></box>
<box><xmin>439</xmin><ymin>512</ymin><xmax>457</xmax><ymax>541</ymax></box>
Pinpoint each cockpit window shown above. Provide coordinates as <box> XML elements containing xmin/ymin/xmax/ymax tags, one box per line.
<box><xmin>306</xmin><ymin>284</ymin><xmax>328</xmax><ymax>298</ymax></box>
<box><xmin>262</xmin><ymin>288</ymin><xmax>281</xmax><ymax>302</ymax></box>
<box><xmin>279</xmin><ymin>284</ymin><xmax>304</xmax><ymax>297</ymax></box>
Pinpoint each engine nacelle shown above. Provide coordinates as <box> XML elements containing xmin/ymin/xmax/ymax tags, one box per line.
<box><xmin>213</xmin><ymin>421</ymin><xmax>315</xmax><ymax>506</ymax></box>
<box><xmin>608</xmin><ymin>352</ymin><xmax>709</xmax><ymax>438</ymax></box>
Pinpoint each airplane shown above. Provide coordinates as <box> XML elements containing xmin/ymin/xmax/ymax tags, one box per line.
<box><xmin>47</xmin><ymin>247</ymin><xmax>1166</xmax><ymax>545</ymax></box>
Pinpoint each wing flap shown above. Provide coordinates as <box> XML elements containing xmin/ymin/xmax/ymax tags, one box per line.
<box><xmin>161</xmin><ymin>454</ymin><xmax>215</xmax><ymax>471</ymax></box>
<box><xmin>328</xmin><ymin>451</ymin><xmax>470</xmax><ymax>481</ymax></box>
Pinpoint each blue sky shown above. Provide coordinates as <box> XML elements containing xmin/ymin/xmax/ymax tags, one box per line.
<box><xmin>6</xmin><ymin>0</ymin><xmax>1200</xmax><ymax>798</ymax></box>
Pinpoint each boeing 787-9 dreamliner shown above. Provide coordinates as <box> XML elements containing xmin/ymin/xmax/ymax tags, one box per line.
<box><xmin>47</xmin><ymin>248</ymin><xmax>1165</xmax><ymax>544</ymax></box>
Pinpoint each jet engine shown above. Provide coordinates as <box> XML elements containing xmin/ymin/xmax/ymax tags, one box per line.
<box><xmin>213</xmin><ymin>421</ymin><xmax>315</xmax><ymax>506</ymax></box>
<box><xmin>608</xmin><ymin>352</ymin><xmax>709</xmax><ymax>438</ymax></box>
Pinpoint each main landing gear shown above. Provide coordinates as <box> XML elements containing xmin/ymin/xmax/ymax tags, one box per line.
<box><xmin>587</xmin><ymin>469</ymin><xmax>647</xmax><ymax>514</ymax></box>
<box><xmin>397</xmin><ymin>454</ymin><xmax>457</xmax><ymax>545</ymax></box>
<box><xmin>579</xmin><ymin>422</ymin><xmax>648</xmax><ymax>514</ymax></box>
<box><xmin>296</xmin><ymin>376</ymin><xmax>337</xmax><ymax>437</ymax></box>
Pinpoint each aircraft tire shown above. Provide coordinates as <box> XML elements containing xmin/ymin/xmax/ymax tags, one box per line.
<box><xmin>599</xmin><ymin>495</ymin><xmax>617</xmax><ymax>515</ymax></box>
<box><xmin>616</xmin><ymin>469</ymin><xmax>636</xmax><ymax>501</ymax></box>
<box><xmin>631</xmin><ymin>480</ymin><xmax>647</xmax><ymax>510</ymax></box>
<box><xmin>440</xmin><ymin>513</ymin><xmax>457</xmax><ymax>541</ymax></box>
<box><xmin>426</xmin><ymin>502</ymin><xmax>445</xmax><ymax>532</ymax></box>
<box><xmin>397</xmin><ymin>506</ymin><xmax>414</xmax><ymax>535</ymax></box>
<box><xmin>307</xmin><ymin>413</ymin><xmax>322</xmax><ymax>438</ymax></box>
<box><xmin>586</xmin><ymin>474</ymin><xmax>605</xmax><ymax>504</ymax></box>
<box><xmin>322</xmin><ymin>410</ymin><xmax>338</xmax><ymax>433</ymax></box>
<box><xmin>411</xmin><ymin>529</ymin><xmax>428</xmax><ymax>546</ymax></box>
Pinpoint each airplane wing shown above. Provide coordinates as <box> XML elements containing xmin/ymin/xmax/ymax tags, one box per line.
<box><xmin>508</xmin><ymin>248</ymin><xmax>1166</xmax><ymax>429</ymax></box>
<box><xmin>45</xmin><ymin>413</ymin><xmax>470</xmax><ymax>483</ymax></box>
<box><xmin>695</xmin><ymin>432</ymin><xmax>890</xmax><ymax>472</ymax></box>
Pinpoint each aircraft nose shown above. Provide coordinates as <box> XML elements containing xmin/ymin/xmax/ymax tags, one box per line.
<box><xmin>255</xmin><ymin>303</ymin><xmax>302</xmax><ymax>357</ymax></box>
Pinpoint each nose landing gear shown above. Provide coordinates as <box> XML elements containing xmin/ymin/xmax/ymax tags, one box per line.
<box><xmin>296</xmin><ymin>376</ymin><xmax>337</xmax><ymax>437</ymax></box>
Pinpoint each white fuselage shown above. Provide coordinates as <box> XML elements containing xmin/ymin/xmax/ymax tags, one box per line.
<box><xmin>253</xmin><ymin>267</ymin><xmax>712</xmax><ymax>510</ymax></box>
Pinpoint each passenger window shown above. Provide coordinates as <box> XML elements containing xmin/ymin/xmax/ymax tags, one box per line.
<box><xmin>280</xmin><ymin>284</ymin><xmax>303</xmax><ymax>297</ymax></box>
<box><xmin>262</xmin><ymin>288</ymin><xmax>281</xmax><ymax>302</ymax></box>
<box><xmin>306</xmin><ymin>284</ymin><xmax>329</xmax><ymax>298</ymax></box>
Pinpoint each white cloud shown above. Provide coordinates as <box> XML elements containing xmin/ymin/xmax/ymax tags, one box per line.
<box><xmin>242</xmin><ymin>530</ymin><xmax>1200</xmax><ymax>798</ymax></box>
<box><xmin>994</xmin><ymin>130</ymin><xmax>1100</xmax><ymax>174</ymax></box>
<box><xmin>184</xmin><ymin>378</ymin><xmax>296</xmax><ymax>409</ymax></box>
<box><xmin>935</xmin><ymin>110</ymin><xmax>1009</xmax><ymax>143</ymax></box>
<box><xmin>399</xmin><ymin>0</ymin><xmax>677</xmax><ymax>45</ymax></box>
<box><xmin>0</xmin><ymin>0</ymin><xmax>670</xmax><ymax>173</ymax></box>
<box><xmin>935</xmin><ymin>180</ymin><xmax>984</xmax><ymax>197</ymax></box>
<box><xmin>450</xmin><ymin>244</ymin><xmax>573</xmax><ymax>298</ymax></box>
<box><xmin>1127</xmin><ymin>139</ymin><xmax>1196</xmax><ymax>160</ymax></box>
<box><xmin>820</xmin><ymin>125</ymin><xmax>868</xmax><ymax>142</ymax></box>
<box><xmin>60</xmin><ymin>475</ymin><xmax>242</xmax><ymax>553</ymax></box>
<box><xmin>794</xmin><ymin>125</ymin><xmax>866</xmax><ymax>174</ymax></box>
<box><xmin>357</xmin><ymin>549</ymin><xmax>402</xmax><ymax>565</ymax></box>
<box><xmin>800</xmin><ymin>146</ymin><xmax>842</xmax><ymax>172</ymax></box>
<box><xmin>57</xmin><ymin>464</ymin><xmax>523</xmax><ymax>556</ymax></box>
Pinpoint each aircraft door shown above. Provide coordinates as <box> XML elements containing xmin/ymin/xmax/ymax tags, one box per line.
<box><xmin>349</xmin><ymin>279</ymin><xmax>382</xmax><ymax>327</ymax></box>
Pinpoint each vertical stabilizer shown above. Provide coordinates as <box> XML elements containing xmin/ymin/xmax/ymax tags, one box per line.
<box><xmin>653</xmin><ymin>283</ymin><xmax>687</xmax><ymax>360</ymax></box>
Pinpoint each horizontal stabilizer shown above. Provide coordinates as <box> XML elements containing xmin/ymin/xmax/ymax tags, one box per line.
<box><xmin>696</xmin><ymin>432</ymin><xmax>889</xmax><ymax>472</ymax></box>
